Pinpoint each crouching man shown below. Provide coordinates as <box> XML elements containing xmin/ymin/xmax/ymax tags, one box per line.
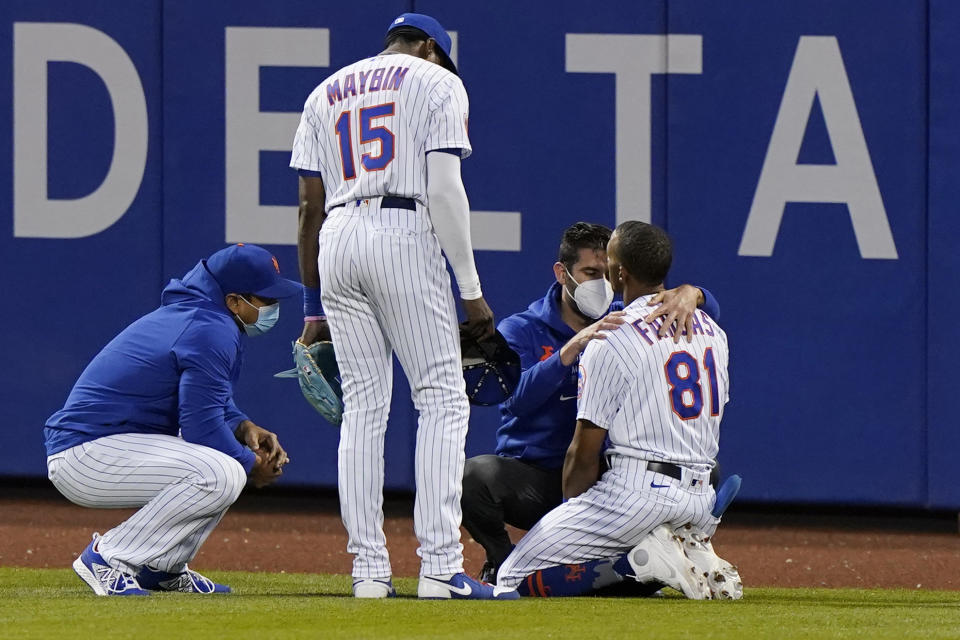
<box><xmin>44</xmin><ymin>244</ymin><xmax>299</xmax><ymax>596</ymax></box>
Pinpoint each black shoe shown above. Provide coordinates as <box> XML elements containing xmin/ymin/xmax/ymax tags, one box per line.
<box><xmin>478</xmin><ymin>561</ymin><xmax>497</xmax><ymax>584</ymax></box>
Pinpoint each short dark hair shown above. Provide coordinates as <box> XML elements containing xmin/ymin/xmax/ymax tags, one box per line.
<box><xmin>558</xmin><ymin>222</ymin><xmax>612</xmax><ymax>270</ymax></box>
<box><xmin>384</xmin><ymin>26</ymin><xmax>429</xmax><ymax>49</ymax></box>
<box><xmin>615</xmin><ymin>221</ymin><xmax>672</xmax><ymax>286</ymax></box>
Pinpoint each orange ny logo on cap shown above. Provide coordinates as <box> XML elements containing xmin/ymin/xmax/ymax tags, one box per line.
<box><xmin>271</xmin><ymin>256</ymin><xmax>280</xmax><ymax>273</ymax></box>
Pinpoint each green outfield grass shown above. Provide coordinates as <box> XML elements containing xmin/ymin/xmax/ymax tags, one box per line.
<box><xmin>1</xmin><ymin>567</ymin><xmax>958</xmax><ymax>640</ymax></box>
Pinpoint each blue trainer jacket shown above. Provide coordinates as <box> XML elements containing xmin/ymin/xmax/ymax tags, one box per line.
<box><xmin>44</xmin><ymin>261</ymin><xmax>257</xmax><ymax>472</ymax></box>
<box><xmin>494</xmin><ymin>282</ymin><xmax>719</xmax><ymax>470</ymax></box>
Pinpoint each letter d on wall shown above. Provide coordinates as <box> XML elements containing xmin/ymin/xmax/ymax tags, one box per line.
<box><xmin>14</xmin><ymin>23</ymin><xmax>147</xmax><ymax>238</ymax></box>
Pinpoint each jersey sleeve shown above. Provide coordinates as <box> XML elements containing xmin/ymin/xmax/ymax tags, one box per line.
<box><xmin>720</xmin><ymin>336</ymin><xmax>731</xmax><ymax>407</ymax></box>
<box><xmin>499</xmin><ymin>315</ymin><xmax>570</xmax><ymax>418</ymax></box>
<box><xmin>424</xmin><ymin>76</ymin><xmax>471</xmax><ymax>159</ymax></box>
<box><xmin>290</xmin><ymin>98</ymin><xmax>323</xmax><ymax>172</ymax></box>
<box><xmin>576</xmin><ymin>340</ymin><xmax>628</xmax><ymax>430</ymax></box>
<box><xmin>172</xmin><ymin>323</ymin><xmax>256</xmax><ymax>473</ymax></box>
<box><xmin>699</xmin><ymin>287</ymin><xmax>720</xmax><ymax>321</ymax></box>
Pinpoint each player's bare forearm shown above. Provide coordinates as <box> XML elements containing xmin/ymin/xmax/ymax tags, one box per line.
<box><xmin>297</xmin><ymin>218</ymin><xmax>322</xmax><ymax>288</ymax></box>
<box><xmin>562</xmin><ymin>455</ymin><xmax>599</xmax><ymax>500</ymax></box>
<box><xmin>562</xmin><ymin>419</ymin><xmax>608</xmax><ymax>499</ymax></box>
<box><xmin>297</xmin><ymin>176</ymin><xmax>327</xmax><ymax>289</ymax></box>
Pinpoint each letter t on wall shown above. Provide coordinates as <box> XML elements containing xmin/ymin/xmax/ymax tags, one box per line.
<box><xmin>566</xmin><ymin>34</ymin><xmax>702</xmax><ymax>225</ymax></box>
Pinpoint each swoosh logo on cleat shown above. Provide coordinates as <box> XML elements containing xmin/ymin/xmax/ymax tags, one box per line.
<box><xmin>442</xmin><ymin>581</ymin><xmax>472</xmax><ymax>597</ymax></box>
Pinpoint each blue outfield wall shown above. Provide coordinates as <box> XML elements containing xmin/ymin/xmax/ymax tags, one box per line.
<box><xmin>0</xmin><ymin>1</ymin><xmax>955</xmax><ymax>508</ymax></box>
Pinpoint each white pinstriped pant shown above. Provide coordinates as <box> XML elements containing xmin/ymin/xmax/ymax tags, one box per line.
<box><xmin>319</xmin><ymin>201</ymin><xmax>469</xmax><ymax>579</ymax></box>
<box><xmin>497</xmin><ymin>457</ymin><xmax>717</xmax><ymax>589</ymax></box>
<box><xmin>46</xmin><ymin>433</ymin><xmax>247</xmax><ymax>574</ymax></box>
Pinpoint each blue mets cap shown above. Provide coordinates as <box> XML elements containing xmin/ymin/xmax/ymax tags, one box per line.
<box><xmin>205</xmin><ymin>244</ymin><xmax>302</xmax><ymax>299</ymax></box>
<box><xmin>387</xmin><ymin>12</ymin><xmax>457</xmax><ymax>75</ymax></box>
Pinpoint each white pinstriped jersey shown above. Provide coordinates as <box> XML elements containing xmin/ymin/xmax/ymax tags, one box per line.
<box><xmin>290</xmin><ymin>53</ymin><xmax>471</xmax><ymax>211</ymax></box>
<box><xmin>577</xmin><ymin>294</ymin><xmax>730</xmax><ymax>468</ymax></box>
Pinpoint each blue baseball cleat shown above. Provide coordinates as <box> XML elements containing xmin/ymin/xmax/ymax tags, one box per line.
<box><xmin>137</xmin><ymin>565</ymin><xmax>231</xmax><ymax>594</ymax></box>
<box><xmin>711</xmin><ymin>474</ymin><xmax>742</xmax><ymax>518</ymax></box>
<box><xmin>72</xmin><ymin>533</ymin><xmax>150</xmax><ymax>597</ymax></box>
<box><xmin>418</xmin><ymin>572</ymin><xmax>520</xmax><ymax>600</ymax></box>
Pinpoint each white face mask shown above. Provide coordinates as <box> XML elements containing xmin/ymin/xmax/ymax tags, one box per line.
<box><xmin>564</xmin><ymin>267</ymin><xmax>614</xmax><ymax>319</ymax></box>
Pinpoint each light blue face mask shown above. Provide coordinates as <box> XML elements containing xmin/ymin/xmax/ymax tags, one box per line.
<box><xmin>237</xmin><ymin>296</ymin><xmax>279</xmax><ymax>337</ymax></box>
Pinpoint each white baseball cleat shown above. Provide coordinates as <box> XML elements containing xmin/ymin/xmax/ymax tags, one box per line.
<box><xmin>352</xmin><ymin>578</ymin><xmax>396</xmax><ymax>598</ymax></box>
<box><xmin>625</xmin><ymin>525</ymin><xmax>710</xmax><ymax>600</ymax></box>
<box><xmin>673</xmin><ymin>523</ymin><xmax>743</xmax><ymax>600</ymax></box>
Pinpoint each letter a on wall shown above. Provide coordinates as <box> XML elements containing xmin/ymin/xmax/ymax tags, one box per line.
<box><xmin>739</xmin><ymin>36</ymin><xmax>898</xmax><ymax>259</ymax></box>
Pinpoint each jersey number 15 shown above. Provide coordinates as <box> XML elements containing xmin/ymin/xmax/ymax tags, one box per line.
<box><xmin>664</xmin><ymin>348</ymin><xmax>720</xmax><ymax>420</ymax></box>
<box><xmin>334</xmin><ymin>103</ymin><xmax>395</xmax><ymax>180</ymax></box>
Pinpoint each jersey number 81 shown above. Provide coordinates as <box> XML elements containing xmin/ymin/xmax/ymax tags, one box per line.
<box><xmin>663</xmin><ymin>349</ymin><xmax>720</xmax><ymax>420</ymax></box>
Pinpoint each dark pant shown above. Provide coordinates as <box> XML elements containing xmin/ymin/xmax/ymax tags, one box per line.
<box><xmin>461</xmin><ymin>455</ymin><xmax>563</xmax><ymax>570</ymax></box>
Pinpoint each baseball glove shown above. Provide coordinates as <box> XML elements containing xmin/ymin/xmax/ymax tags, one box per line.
<box><xmin>274</xmin><ymin>340</ymin><xmax>343</xmax><ymax>426</ymax></box>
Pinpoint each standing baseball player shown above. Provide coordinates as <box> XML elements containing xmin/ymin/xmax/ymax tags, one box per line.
<box><xmin>496</xmin><ymin>221</ymin><xmax>730</xmax><ymax>598</ymax></box>
<box><xmin>290</xmin><ymin>13</ymin><xmax>517</xmax><ymax>600</ymax></box>
<box><xmin>44</xmin><ymin>244</ymin><xmax>295</xmax><ymax>596</ymax></box>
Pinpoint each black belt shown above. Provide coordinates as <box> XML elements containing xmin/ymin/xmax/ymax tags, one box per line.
<box><xmin>330</xmin><ymin>196</ymin><xmax>417</xmax><ymax>212</ymax></box>
<box><xmin>646</xmin><ymin>461</ymin><xmax>682</xmax><ymax>481</ymax></box>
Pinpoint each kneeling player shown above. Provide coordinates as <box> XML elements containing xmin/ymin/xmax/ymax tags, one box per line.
<box><xmin>496</xmin><ymin>222</ymin><xmax>741</xmax><ymax>599</ymax></box>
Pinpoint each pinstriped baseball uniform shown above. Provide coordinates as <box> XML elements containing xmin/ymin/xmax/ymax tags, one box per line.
<box><xmin>290</xmin><ymin>53</ymin><xmax>473</xmax><ymax>579</ymax></box>
<box><xmin>291</xmin><ymin>53</ymin><xmax>470</xmax><ymax>206</ymax></box>
<box><xmin>43</xmin><ymin>246</ymin><xmax>299</xmax><ymax>592</ymax></box>
<box><xmin>47</xmin><ymin>433</ymin><xmax>246</xmax><ymax>574</ymax></box>
<box><xmin>497</xmin><ymin>296</ymin><xmax>730</xmax><ymax>589</ymax></box>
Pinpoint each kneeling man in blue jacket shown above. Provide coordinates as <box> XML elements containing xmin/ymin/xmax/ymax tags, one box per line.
<box><xmin>44</xmin><ymin>244</ymin><xmax>299</xmax><ymax>596</ymax></box>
